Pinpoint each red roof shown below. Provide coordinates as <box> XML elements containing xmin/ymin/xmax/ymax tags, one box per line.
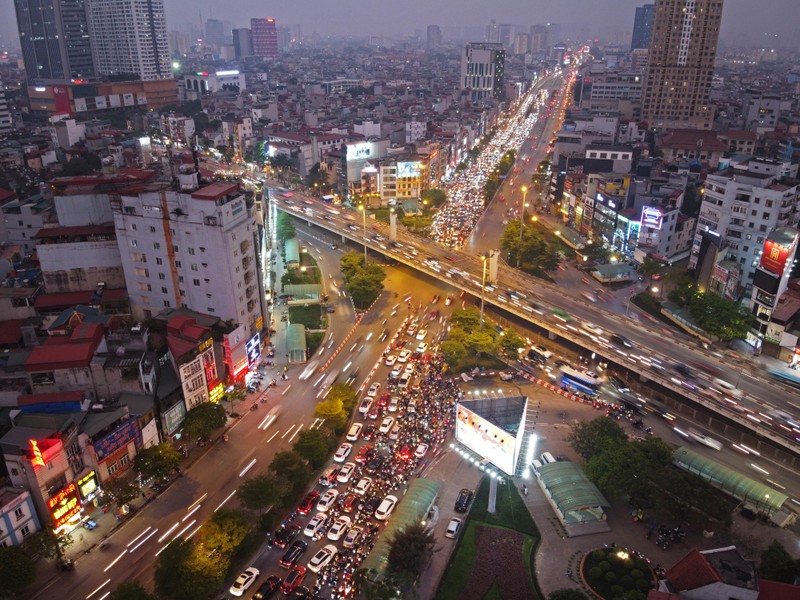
<box><xmin>646</xmin><ymin>592</ymin><xmax>681</xmax><ymax>600</ymax></box>
<box><xmin>0</xmin><ymin>188</ymin><xmax>15</xmax><ymax>203</ymax></box>
<box><xmin>665</xmin><ymin>549</ymin><xmax>720</xmax><ymax>591</ymax></box>
<box><xmin>34</xmin><ymin>288</ymin><xmax>128</xmax><ymax>311</ymax></box>
<box><xmin>17</xmin><ymin>390</ymin><xmax>85</xmax><ymax>406</ymax></box>
<box><xmin>34</xmin><ymin>225</ymin><xmax>116</xmax><ymax>240</ymax></box>
<box><xmin>0</xmin><ymin>319</ymin><xmax>26</xmax><ymax>346</ymax></box>
<box><xmin>49</xmin><ymin>169</ymin><xmax>156</xmax><ymax>188</ymax></box>
<box><xmin>758</xmin><ymin>579</ymin><xmax>800</xmax><ymax>600</ymax></box>
<box><xmin>25</xmin><ymin>341</ymin><xmax>97</xmax><ymax>371</ymax></box>
<box><xmin>166</xmin><ymin>315</ymin><xmax>211</xmax><ymax>360</ymax></box>
<box><xmin>191</xmin><ymin>182</ymin><xmax>238</xmax><ymax>201</ymax></box>
<box><xmin>661</xmin><ymin>129</ymin><xmax>727</xmax><ymax>153</ymax></box>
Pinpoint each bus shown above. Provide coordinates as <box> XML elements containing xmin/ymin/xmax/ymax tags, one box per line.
<box><xmin>551</xmin><ymin>308</ymin><xmax>572</xmax><ymax>322</ymax></box>
<box><xmin>560</xmin><ymin>366</ymin><xmax>604</xmax><ymax>396</ymax></box>
<box><xmin>768</xmin><ymin>369</ymin><xmax>800</xmax><ymax>390</ymax></box>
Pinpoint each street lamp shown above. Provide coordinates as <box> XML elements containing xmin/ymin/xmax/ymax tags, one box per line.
<box><xmin>479</xmin><ymin>252</ymin><xmax>490</xmax><ymax>332</ymax></box>
<box><xmin>358</xmin><ymin>204</ymin><xmax>368</xmax><ymax>264</ymax></box>
<box><xmin>517</xmin><ymin>185</ymin><xmax>528</xmax><ymax>267</ymax></box>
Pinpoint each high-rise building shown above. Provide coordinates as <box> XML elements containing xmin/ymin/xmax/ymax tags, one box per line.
<box><xmin>251</xmin><ymin>18</ymin><xmax>278</xmax><ymax>59</ymax></box>
<box><xmin>233</xmin><ymin>28</ymin><xmax>252</xmax><ymax>59</ymax></box>
<box><xmin>14</xmin><ymin>0</ymin><xmax>96</xmax><ymax>84</ymax></box>
<box><xmin>426</xmin><ymin>25</ymin><xmax>442</xmax><ymax>51</ymax></box>
<box><xmin>513</xmin><ymin>33</ymin><xmax>529</xmax><ymax>56</ymax></box>
<box><xmin>486</xmin><ymin>20</ymin><xmax>499</xmax><ymax>43</ymax></box>
<box><xmin>630</xmin><ymin>4</ymin><xmax>655</xmax><ymax>50</ymax></box>
<box><xmin>205</xmin><ymin>18</ymin><xmax>225</xmax><ymax>46</ymax></box>
<box><xmin>498</xmin><ymin>24</ymin><xmax>513</xmax><ymax>49</ymax></box>
<box><xmin>86</xmin><ymin>0</ymin><xmax>171</xmax><ymax>81</ymax></box>
<box><xmin>529</xmin><ymin>25</ymin><xmax>548</xmax><ymax>56</ymax></box>
<box><xmin>641</xmin><ymin>0</ymin><xmax>724</xmax><ymax>130</ymax></box>
<box><xmin>460</xmin><ymin>42</ymin><xmax>505</xmax><ymax>101</ymax></box>
<box><xmin>0</xmin><ymin>81</ymin><xmax>12</xmax><ymax>136</ymax></box>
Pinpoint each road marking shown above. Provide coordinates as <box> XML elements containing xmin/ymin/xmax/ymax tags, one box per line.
<box><xmin>289</xmin><ymin>424</ymin><xmax>303</xmax><ymax>443</ymax></box>
<box><xmin>182</xmin><ymin>504</ymin><xmax>201</xmax><ymax>521</ymax></box>
<box><xmin>103</xmin><ymin>549</ymin><xmax>127</xmax><ymax>572</ymax></box>
<box><xmin>215</xmin><ymin>490</ymin><xmax>236</xmax><ymax>512</ymax></box>
<box><xmin>282</xmin><ymin>384</ymin><xmax>292</xmax><ymax>396</ymax></box>
<box><xmin>312</xmin><ymin>373</ymin><xmax>325</xmax><ymax>387</ymax></box>
<box><xmin>188</xmin><ymin>492</ymin><xmax>207</xmax><ymax>509</ymax></box>
<box><xmin>86</xmin><ymin>579</ymin><xmax>111</xmax><ymax>598</ymax></box>
<box><xmin>127</xmin><ymin>526</ymin><xmax>152</xmax><ymax>547</ymax></box>
<box><xmin>129</xmin><ymin>528</ymin><xmax>158</xmax><ymax>553</ymax></box>
<box><xmin>239</xmin><ymin>458</ymin><xmax>257</xmax><ymax>477</ymax></box>
<box><xmin>267</xmin><ymin>430</ymin><xmax>280</xmax><ymax>443</ymax></box>
<box><xmin>281</xmin><ymin>424</ymin><xmax>296</xmax><ymax>439</ymax></box>
<box><xmin>157</xmin><ymin>522</ymin><xmax>179</xmax><ymax>543</ymax></box>
<box><xmin>186</xmin><ymin>524</ymin><xmax>203</xmax><ymax>539</ymax></box>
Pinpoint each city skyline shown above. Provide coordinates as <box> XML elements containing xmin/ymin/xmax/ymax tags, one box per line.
<box><xmin>0</xmin><ymin>0</ymin><xmax>796</xmax><ymax>52</ymax></box>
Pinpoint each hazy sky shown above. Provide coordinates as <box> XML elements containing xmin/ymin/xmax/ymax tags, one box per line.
<box><xmin>0</xmin><ymin>0</ymin><xmax>794</xmax><ymax>52</ymax></box>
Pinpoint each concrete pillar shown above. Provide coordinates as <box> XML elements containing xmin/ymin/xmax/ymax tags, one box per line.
<box><xmin>389</xmin><ymin>210</ymin><xmax>397</xmax><ymax>241</ymax></box>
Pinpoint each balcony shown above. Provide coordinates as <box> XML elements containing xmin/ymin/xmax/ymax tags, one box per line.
<box><xmin>240</xmin><ymin>239</ymin><xmax>251</xmax><ymax>254</ymax></box>
<box><xmin>246</xmin><ymin>285</ymin><xmax>256</xmax><ymax>299</ymax></box>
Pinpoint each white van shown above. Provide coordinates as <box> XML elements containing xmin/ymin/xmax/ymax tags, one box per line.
<box><xmin>540</xmin><ymin>452</ymin><xmax>556</xmax><ymax>464</ymax></box>
<box><xmin>347</xmin><ymin>422</ymin><xmax>363</xmax><ymax>442</ymax></box>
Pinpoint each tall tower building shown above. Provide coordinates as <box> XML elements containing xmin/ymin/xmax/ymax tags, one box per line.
<box><xmin>205</xmin><ymin>18</ymin><xmax>225</xmax><ymax>46</ymax></box>
<box><xmin>426</xmin><ymin>25</ymin><xmax>442</xmax><ymax>51</ymax></box>
<box><xmin>486</xmin><ymin>20</ymin><xmax>499</xmax><ymax>43</ymax></box>
<box><xmin>233</xmin><ymin>28</ymin><xmax>252</xmax><ymax>59</ymax></box>
<box><xmin>0</xmin><ymin>80</ymin><xmax>12</xmax><ymax>136</ymax></box>
<box><xmin>460</xmin><ymin>42</ymin><xmax>505</xmax><ymax>101</ymax></box>
<box><xmin>251</xmin><ymin>18</ymin><xmax>278</xmax><ymax>59</ymax></box>
<box><xmin>13</xmin><ymin>0</ymin><xmax>95</xmax><ymax>84</ymax></box>
<box><xmin>630</xmin><ymin>4</ymin><xmax>655</xmax><ymax>50</ymax></box>
<box><xmin>86</xmin><ymin>0</ymin><xmax>171</xmax><ymax>81</ymax></box>
<box><xmin>529</xmin><ymin>25</ymin><xmax>548</xmax><ymax>56</ymax></box>
<box><xmin>641</xmin><ymin>0</ymin><xmax>724</xmax><ymax>130</ymax></box>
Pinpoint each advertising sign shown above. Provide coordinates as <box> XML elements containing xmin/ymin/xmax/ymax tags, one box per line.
<box><xmin>397</xmin><ymin>161</ymin><xmax>422</xmax><ymax>178</ymax></box>
<box><xmin>641</xmin><ymin>206</ymin><xmax>663</xmax><ymax>230</ymax></box>
<box><xmin>346</xmin><ymin>142</ymin><xmax>374</xmax><ymax>162</ymax></box>
<box><xmin>455</xmin><ymin>404</ymin><xmax>517</xmax><ymax>475</ymax></box>
<box><xmin>94</xmin><ymin>418</ymin><xmax>142</xmax><ymax>460</ymax></box>
<box><xmin>77</xmin><ymin>471</ymin><xmax>98</xmax><ymax>501</ymax></box>
<box><xmin>760</xmin><ymin>239</ymin><xmax>791</xmax><ymax>276</ymax></box>
<box><xmin>29</xmin><ymin>439</ymin><xmax>45</xmax><ymax>468</ymax></box>
<box><xmin>48</xmin><ymin>482</ymin><xmax>81</xmax><ymax>529</ymax></box>
<box><xmin>52</xmin><ymin>84</ymin><xmax>71</xmax><ymax>115</ymax></box>
<box><xmin>246</xmin><ymin>333</ymin><xmax>261</xmax><ymax>367</ymax></box>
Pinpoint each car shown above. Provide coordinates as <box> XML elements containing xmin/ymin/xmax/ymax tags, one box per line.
<box><xmin>337</xmin><ymin>462</ymin><xmax>356</xmax><ymax>483</ymax></box>
<box><xmin>379</xmin><ymin>416</ymin><xmax>395</xmax><ymax>434</ymax></box>
<box><xmin>377</xmin><ymin>392</ymin><xmax>391</xmax><ymax>407</ymax></box>
<box><xmin>445</xmin><ymin>517</ymin><xmax>462</xmax><ymax>539</ymax></box>
<box><xmin>346</xmin><ymin>422</ymin><xmax>363</xmax><ymax>441</ymax></box>
<box><xmin>581</xmin><ymin>322</ymin><xmax>603</xmax><ymax>336</ymax></box>
<box><xmin>327</xmin><ymin>515</ymin><xmax>351</xmax><ymax>541</ymax></box>
<box><xmin>374</xmin><ymin>495</ymin><xmax>398</xmax><ymax>520</ymax></box>
<box><xmin>318</xmin><ymin>465</ymin><xmax>340</xmax><ymax>487</ymax></box>
<box><xmin>404</xmin><ymin>363</ymin><xmax>415</xmax><ymax>375</ymax></box>
<box><xmin>416</xmin><ymin>342</ymin><xmax>428</xmax><ymax>353</ymax></box>
<box><xmin>406</xmin><ymin>323</ymin><xmax>418</xmax><ymax>336</ymax></box>
<box><xmin>388</xmin><ymin>424</ymin><xmax>401</xmax><ymax>441</ymax></box>
<box><xmin>355</xmin><ymin>444</ymin><xmax>375</xmax><ymax>463</ymax></box>
<box><xmin>334</xmin><ymin>442</ymin><xmax>353</xmax><ymax>462</ymax></box>
<box><xmin>367</xmin><ymin>382</ymin><xmax>381</xmax><ymax>397</ymax></box>
<box><xmin>342</xmin><ymin>525</ymin><xmax>363</xmax><ymax>548</ymax></box>
<box><xmin>341</xmin><ymin>493</ymin><xmax>360</xmax><ymax>513</ymax></box>
<box><xmin>384</xmin><ymin>355</ymin><xmax>397</xmax><ymax>366</ymax></box>
<box><xmin>307</xmin><ymin>544</ymin><xmax>338</xmax><ymax>573</ymax></box>
<box><xmin>390</xmin><ymin>365</ymin><xmax>403</xmax><ymax>378</ymax></box>
<box><xmin>398</xmin><ymin>444</ymin><xmax>413</xmax><ymax>460</ymax></box>
<box><xmin>297</xmin><ymin>491</ymin><xmax>320</xmax><ymax>515</ymax></box>
<box><xmin>365</xmin><ymin>455</ymin><xmax>385</xmax><ymax>474</ymax></box>
<box><xmin>290</xmin><ymin>586</ymin><xmax>312</xmax><ymax>600</ymax></box>
<box><xmin>279</xmin><ymin>540</ymin><xmax>308</xmax><ymax>568</ymax></box>
<box><xmin>388</xmin><ymin>396</ymin><xmax>400</xmax><ymax>412</ymax></box>
<box><xmin>398</xmin><ymin>374</ymin><xmax>411</xmax><ymax>389</ymax></box>
<box><xmin>430</xmin><ymin>294</ymin><xmax>440</xmax><ymax>304</ymax></box>
<box><xmin>229</xmin><ymin>567</ymin><xmax>260</xmax><ymax>596</ymax></box>
<box><xmin>415</xmin><ymin>329</ymin><xmax>428</xmax><ymax>341</ymax></box>
<box><xmin>272</xmin><ymin>524</ymin><xmax>301</xmax><ymax>549</ymax></box>
<box><xmin>362</xmin><ymin>424</ymin><xmax>377</xmax><ymax>440</ymax></box>
<box><xmin>414</xmin><ymin>443</ymin><xmax>429</xmax><ymax>459</ymax></box>
<box><xmin>358</xmin><ymin>397</ymin><xmax>373</xmax><ymax>415</ymax></box>
<box><xmin>363</xmin><ymin>496</ymin><xmax>382</xmax><ymax>515</ymax></box>
<box><xmin>253</xmin><ymin>575</ymin><xmax>282</xmax><ymax>599</ymax></box>
<box><xmin>280</xmin><ymin>566</ymin><xmax>306</xmax><ymax>595</ymax></box>
<box><xmin>316</xmin><ymin>489</ymin><xmax>339</xmax><ymax>512</ymax></box>
<box><xmin>303</xmin><ymin>513</ymin><xmax>328</xmax><ymax>537</ymax></box>
<box><xmin>445</xmin><ymin>295</ymin><xmax>453</xmax><ymax>306</ymax></box>
<box><xmin>398</xmin><ymin>349</ymin><xmax>412</xmax><ymax>362</ymax></box>
<box><xmin>353</xmin><ymin>476</ymin><xmax>373</xmax><ymax>495</ymax></box>
<box><xmin>455</xmin><ymin>488</ymin><xmax>474</xmax><ymax>513</ymax></box>
<box><xmin>367</xmin><ymin>404</ymin><xmax>381</xmax><ymax>420</ymax></box>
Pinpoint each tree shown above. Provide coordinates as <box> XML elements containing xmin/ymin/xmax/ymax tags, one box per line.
<box><xmin>421</xmin><ymin>188</ymin><xmax>447</xmax><ymax>208</ymax></box>
<box><xmin>759</xmin><ymin>540</ymin><xmax>800</xmax><ymax>583</ymax></box>
<box><xmin>567</xmin><ymin>418</ymin><xmax>628</xmax><ymax>459</ymax></box>
<box><xmin>499</xmin><ymin>328</ymin><xmax>525</xmax><ymax>354</ymax></box>
<box><xmin>110</xmin><ymin>581</ymin><xmax>157</xmax><ymax>600</ymax></box>
<box><xmin>305</xmin><ymin>163</ymin><xmax>328</xmax><ymax>189</ymax></box>
<box><xmin>548</xmin><ymin>590</ymin><xmax>589</xmax><ymax>600</ymax></box>
<box><xmin>182</xmin><ymin>402</ymin><xmax>227</xmax><ymax>441</ymax></box>
<box><xmin>386</xmin><ymin>523</ymin><xmax>436</xmax><ymax>579</ymax></box>
<box><xmin>293</xmin><ymin>429</ymin><xmax>331</xmax><ymax>468</ymax></box>
<box><xmin>199</xmin><ymin>509</ymin><xmax>250</xmax><ymax>557</ymax></box>
<box><xmin>348</xmin><ymin>272</ymin><xmax>384</xmax><ymax>308</ymax></box>
<box><xmin>275</xmin><ymin>211</ymin><xmax>296</xmax><ymax>242</ymax></box>
<box><xmin>134</xmin><ymin>442</ymin><xmax>181</xmax><ymax>479</ymax></box>
<box><xmin>0</xmin><ymin>546</ymin><xmax>36</xmax><ymax>596</ymax></box>
<box><xmin>326</xmin><ymin>383</ymin><xmax>357</xmax><ymax>412</ymax></box>
<box><xmin>314</xmin><ymin>396</ymin><xmax>348</xmax><ymax>431</ymax></box>
<box><xmin>155</xmin><ymin>539</ymin><xmax>222</xmax><ymax>600</ymax></box>
<box><xmin>682</xmin><ymin>184</ymin><xmax>702</xmax><ymax>218</ymax></box>
<box><xmin>340</xmin><ymin>252</ymin><xmax>366</xmax><ymax>282</ymax></box>
<box><xmin>238</xmin><ymin>474</ymin><xmax>290</xmax><ymax>511</ymax></box>
<box><xmin>440</xmin><ymin>339</ymin><xmax>467</xmax><ymax>365</ymax></box>
<box><xmin>61</xmin><ymin>156</ymin><xmax>96</xmax><ymax>176</ymax></box>
<box><xmin>464</xmin><ymin>331</ymin><xmax>498</xmax><ymax>355</ymax></box>
<box><xmin>267</xmin><ymin>451</ymin><xmax>312</xmax><ymax>498</ymax></box>
<box><xmin>640</xmin><ymin>256</ymin><xmax>665</xmax><ymax>288</ymax></box>
<box><xmin>450</xmin><ymin>308</ymin><xmax>482</xmax><ymax>332</ymax></box>
<box><xmin>103</xmin><ymin>477</ymin><xmax>140</xmax><ymax>509</ymax></box>
<box><xmin>26</xmin><ymin>528</ymin><xmax>73</xmax><ymax>560</ymax></box>
<box><xmin>688</xmin><ymin>292</ymin><xmax>754</xmax><ymax>341</ymax></box>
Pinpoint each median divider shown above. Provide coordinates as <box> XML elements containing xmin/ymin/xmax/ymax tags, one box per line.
<box><xmin>320</xmin><ymin>290</ymin><xmax>382</xmax><ymax>373</ymax></box>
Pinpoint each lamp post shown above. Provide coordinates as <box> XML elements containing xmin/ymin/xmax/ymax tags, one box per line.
<box><xmin>479</xmin><ymin>253</ymin><xmax>489</xmax><ymax>332</ymax></box>
<box><xmin>358</xmin><ymin>204</ymin><xmax>368</xmax><ymax>264</ymax></box>
<box><xmin>517</xmin><ymin>185</ymin><xmax>528</xmax><ymax>267</ymax></box>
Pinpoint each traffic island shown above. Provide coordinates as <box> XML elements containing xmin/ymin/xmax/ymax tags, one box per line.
<box><xmin>580</xmin><ymin>546</ymin><xmax>655</xmax><ymax>599</ymax></box>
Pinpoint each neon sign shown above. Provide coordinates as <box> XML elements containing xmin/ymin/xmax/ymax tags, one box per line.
<box><xmin>48</xmin><ymin>482</ymin><xmax>81</xmax><ymax>528</ymax></box>
<box><xmin>29</xmin><ymin>440</ymin><xmax>45</xmax><ymax>468</ymax></box>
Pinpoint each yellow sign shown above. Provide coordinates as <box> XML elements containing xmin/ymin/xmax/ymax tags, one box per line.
<box><xmin>209</xmin><ymin>382</ymin><xmax>225</xmax><ymax>403</ymax></box>
<box><xmin>29</xmin><ymin>439</ymin><xmax>45</xmax><ymax>468</ymax></box>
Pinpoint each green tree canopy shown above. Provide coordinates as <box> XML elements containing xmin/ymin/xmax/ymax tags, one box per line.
<box><xmin>450</xmin><ymin>307</ymin><xmax>482</xmax><ymax>332</ymax></box>
<box><xmin>110</xmin><ymin>581</ymin><xmax>157</xmax><ymax>600</ymax></box>
<box><xmin>199</xmin><ymin>509</ymin><xmax>250</xmax><ymax>557</ymax></box>
<box><xmin>421</xmin><ymin>188</ymin><xmax>447</xmax><ymax>208</ymax></box>
<box><xmin>386</xmin><ymin>522</ymin><xmax>436</xmax><ymax>579</ymax></box>
<box><xmin>26</xmin><ymin>527</ymin><xmax>73</xmax><ymax>560</ymax></box>
<box><xmin>759</xmin><ymin>540</ymin><xmax>800</xmax><ymax>583</ymax></box>
<box><xmin>155</xmin><ymin>539</ymin><xmax>223</xmax><ymax>600</ymax></box>
<box><xmin>237</xmin><ymin>474</ymin><xmax>290</xmax><ymax>511</ymax></box>
<box><xmin>103</xmin><ymin>477</ymin><xmax>140</xmax><ymax>509</ymax></box>
<box><xmin>268</xmin><ymin>451</ymin><xmax>313</xmax><ymax>498</ymax></box>
<box><xmin>500</xmin><ymin>220</ymin><xmax>560</xmax><ymax>272</ymax></box>
<box><xmin>687</xmin><ymin>292</ymin><xmax>755</xmax><ymax>341</ymax></box>
<box><xmin>0</xmin><ymin>546</ymin><xmax>36</xmax><ymax>596</ymax></box>
<box><xmin>314</xmin><ymin>396</ymin><xmax>348</xmax><ymax>431</ymax></box>
<box><xmin>440</xmin><ymin>339</ymin><xmax>467</xmax><ymax>365</ymax></box>
<box><xmin>134</xmin><ymin>442</ymin><xmax>181</xmax><ymax>479</ymax></box>
<box><xmin>340</xmin><ymin>252</ymin><xmax>366</xmax><ymax>282</ymax></box>
<box><xmin>327</xmin><ymin>383</ymin><xmax>357</xmax><ymax>412</ymax></box>
<box><xmin>293</xmin><ymin>429</ymin><xmax>332</xmax><ymax>468</ymax></box>
<box><xmin>275</xmin><ymin>211</ymin><xmax>296</xmax><ymax>241</ymax></box>
<box><xmin>464</xmin><ymin>331</ymin><xmax>498</xmax><ymax>355</ymax></box>
<box><xmin>567</xmin><ymin>417</ymin><xmax>628</xmax><ymax>459</ymax></box>
<box><xmin>499</xmin><ymin>328</ymin><xmax>526</xmax><ymax>354</ymax></box>
<box><xmin>640</xmin><ymin>256</ymin><xmax>665</xmax><ymax>287</ymax></box>
<box><xmin>182</xmin><ymin>402</ymin><xmax>227</xmax><ymax>441</ymax></box>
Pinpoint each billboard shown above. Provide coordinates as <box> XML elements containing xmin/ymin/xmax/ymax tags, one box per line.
<box><xmin>94</xmin><ymin>417</ymin><xmax>142</xmax><ymax>460</ymax></box>
<box><xmin>48</xmin><ymin>482</ymin><xmax>81</xmax><ymax>529</ymax></box>
<box><xmin>760</xmin><ymin>239</ymin><xmax>791</xmax><ymax>276</ymax></box>
<box><xmin>346</xmin><ymin>142</ymin><xmax>375</xmax><ymax>162</ymax></box>
<box><xmin>246</xmin><ymin>333</ymin><xmax>261</xmax><ymax>367</ymax></box>
<box><xmin>52</xmin><ymin>84</ymin><xmax>71</xmax><ymax>115</ymax></box>
<box><xmin>77</xmin><ymin>471</ymin><xmax>99</xmax><ymax>501</ymax></box>
<box><xmin>641</xmin><ymin>206</ymin><xmax>663</xmax><ymax>230</ymax></box>
<box><xmin>397</xmin><ymin>161</ymin><xmax>422</xmax><ymax>178</ymax></box>
<box><xmin>455</xmin><ymin>404</ymin><xmax>517</xmax><ymax>475</ymax></box>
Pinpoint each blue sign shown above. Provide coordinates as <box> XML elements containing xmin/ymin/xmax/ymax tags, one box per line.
<box><xmin>94</xmin><ymin>417</ymin><xmax>142</xmax><ymax>460</ymax></box>
<box><xmin>246</xmin><ymin>333</ymin><xmax>261</xmax><ymax>367</ymax></box>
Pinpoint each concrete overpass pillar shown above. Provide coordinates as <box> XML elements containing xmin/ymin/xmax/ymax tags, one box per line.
<box><xmin>389</xmin><ymin>210</ymin><xmax>397</xmax><ymax>241</ymax></box>
<box><xmin>488</xmin><ymin>251</ymin><xmax>499</xmax><ymax>284</ymax></box>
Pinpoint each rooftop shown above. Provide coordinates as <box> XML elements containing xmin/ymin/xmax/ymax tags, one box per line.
<box><xmin>190</xmin><ymin>182</ymin><xmax>239</xmax><ymax>201</ymax></box>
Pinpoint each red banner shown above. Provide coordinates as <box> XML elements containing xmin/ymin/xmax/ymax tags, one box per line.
<box><xmin>52</xmin><ymin>85</ymin><xmax>71</xmax><ymax>115</ymax></box>
<box><xmin>760</xmin><ymin>240</ymin><xmax>790</xmax><ymax>276</ymax></box>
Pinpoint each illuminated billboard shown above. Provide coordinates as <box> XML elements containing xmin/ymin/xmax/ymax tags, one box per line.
<box><xmin>397</xmin><ymin>161</ymin><xmax>422</xmax><ymax>178</ymax></box>
<box><xmin>48</xmin><ymin>482</ymin><xmax>81</xmax><ymax>529</ymax></box>
<box><xmin>760</xmin><ymin>239</ymin><xmax>792</xmax><ymax>276</ymax></box>
<box><xmin>641</xmin><ymin>206</ymin><xmax>663</xmax><ymax>230</ymax></box>
<box><xmin>456</xmin><ymin>404</ymin><xmax>520</xmax><ymax>475</ymax></box>
<box><xmin>346</xmin><ymin>142</ymin><xmax>375</xmax><ymax>162</ymax></box>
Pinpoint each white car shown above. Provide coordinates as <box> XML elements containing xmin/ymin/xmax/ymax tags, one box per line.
<box><xmin>445</xmin><ymin>517</ymin><xmax>462</xmax><ymax>539</ymax></box>
<box><xmin>304</xmin><ymin>513</ymin><xmax>328</xmax><ymax>537</ymax></box>
<box><xmin>390</xmin><ymin>365</ymin><xmax>403</xmax><ymax>378</ymax></box>
<box><xmin>374</xmin><ymin>494</ymin><xmax>398</xmax><ymax>520</ymax></box>
<box><xmin>581</xmin><ymin>322</ymin><xmax>603</xmax><ymax>336</ymax></box>
<box><xmin>406</xmin><ymin>323</ymin><xmax>418</xmax><ymax>336</ymax></box>
<box><xmin>347</xmin><ymin>422</ymin><xmax>363</xmax><ymax>441</ymax></box>
<box><xmin>316</xmin><ymin>489</ymin><xmax>339</xmax><ymax>512</ymax></box>
<box><xmin>334</xmin><ymin>442</ymin><xmax>353</xmax><ymax>462</ymax></box>
<box><xmin>342</xmin><ymin>525</ymin><xmax>363</xmax><ymax>548</ymax></box>
<box><xmin>398</xmin><ymin>349</ymin><xmax>412</xmax><ymax>363</ymax></box>
<box><xmin>358</xmin><ymin>397</ymin><xmax>373</xmax><ymax>415</ymax></box>
<box><xmin>388</xmin><ymin>397</ymin><xmax>400</xmax><ymax>412</ymax></box>
<box><xmin>353</xmin><ymin>476</ymin><xmax>373</xmax><ymax>495</ymax></box>
<box><xmin>384</xmin><ymin>355</ymin><xmax>397</xmax><ymax>366</ymax></box>
<box><xmin>379</xmin><ymin>416</ymin><xmax>395</xmax><ymax>435</ymax></box>
<box><xmin>415</xmin><ymin>329</ymin><xmax>428</xmax><ymax>341</ymax></box>
<box><xmin>404</xmin><ymin>363</ymin><xmax>415</xmax><ymax>375</ymax></box>
<box><xmin>414</xmin><ymin>443</ymin><xmax>429</xmax><ymax>459</ymax></box>
<box><xmin>337</xmin><ymin>462</ymin><xmax>356</xmax><ymax>484</ymax></box>
<box><xmin>367</xmin><ymin>382</ymin><xmax>381</xmax><ymax>397</ymax></box>
<box><xmin>327</xmin><ymin>516</ymin><xmax>351</xmax><ymax>541</ymax></box>
<box><xmin>416</xmin><ymin>342</ymin><xmax>428</xmax><ymax>353</ymax></box>
<box><xmin>307</xmin><ymin>544</ymin><xmax>338</xmax><ymax>573</ymax></box>
<box><xmin>229</xmin><ymin>567</ymin><xmax>260</xmax><ymax>597</ymax></box>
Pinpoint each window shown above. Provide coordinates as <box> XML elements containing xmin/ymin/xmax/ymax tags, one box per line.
<box><xmin>164</xmin><ymin>301</ymin><xmax>171</xmax><ymax>307</ymax></box>
<box><xmin>14</xmin><ymin>507</ymin><xmax>24</xmax><ymax>521</ymax></box>
<box><xmin>762</xmin><ymin>212</ymin><xmax>770</xmax><ymax>220</ymax></box>
<box><xmin>108</xmin><ymin>462</ymin><xmax>119</xmax><ymax>476</ymax></box>
<box><xmin>760</xmin><ymin>224</ymin><xmax>767</xmax><ymax>232</ymax></box>
<box><xmin>130</xmin><ymin>224</ymin><xmax>137</xmax><ymax>231</ymax></box>
<box><xmin>161</xmin><ymin>286</ymin><xmax>168</xmax><ymax>294</ymax></box>
<box><xmin>175</xmin><ymin>260</ymin><xmax>182</xmax><ymax>268</ymax></box>
<box><xmin>120</xmin><ymin>455</ymin><xmax>130</xmax><ymax>466</ymax></box>
<box><xmin>191</xmin><ymin>264</ymin><xmax>198</xmax><ymax>271</ymax></box>
<box><xmin>149</xmin><ymin>226</ymin><xmax>156</xmax><ymax>232</ymax></box>
<box><xmin>765</xmin><ymin>200</ymin><xmax>773</xmax><ymax>208</ymax></box>
<box><xmin>193</xmin><ymin>279</ymin><xmax>200</xmax><ymax>286</ymax></box>
<box><xmin>188</xmin><ymin>248</ymin><xmax>195</xmax><ymax>255</ymax></box>
<box><xmin>153</xmin><ymin>242</ymin><xmax>161</xmax><ymax>250</ymax></box>
<box><xmin>10</xmin><ymin>468</ymin><xmax>18</xmax><ymax>477</ymax></box>
<box><xmin>156</xmin><ymin>257</ymin><xmax>163</xmax><ymax>265</ymax></box>
<box><xmin>130</xmin><ymin>239</ymin><xmax>138</xmax><ymax>247</ymax></box>
<box><xmin>20</xmin><ymin>525</ymin><xmax>30</xmax><ymax>538</ymax></box>
<box><xmin>158</xmin><ymin>273</ymin><xmax>166</xmax><ymax>280</ymax></box>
